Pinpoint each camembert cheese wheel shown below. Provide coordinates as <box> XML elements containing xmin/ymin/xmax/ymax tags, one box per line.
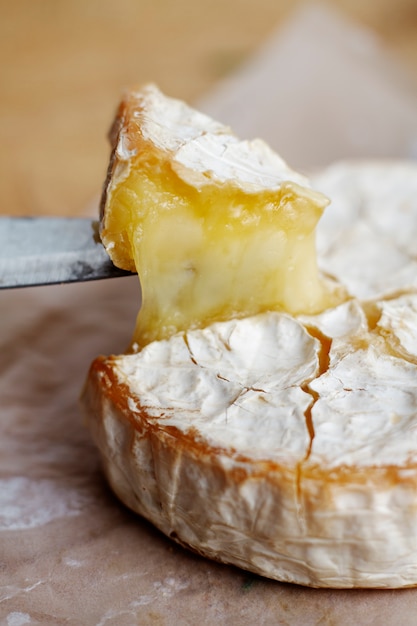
<box><xmin>82</xmin><ymin>85</ymin><xmax>417</xmax><ymax>588</ymax></box>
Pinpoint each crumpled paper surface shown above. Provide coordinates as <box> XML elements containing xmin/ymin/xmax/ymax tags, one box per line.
<box><xmin>198</xmin><ymin>4</ymin><xmax>417</xmax><ymax>171</ymax></box>
<box><xmin>2</xmin><ymin>5</ymin><xmax>417</xmax><ymax>625</ymax></box>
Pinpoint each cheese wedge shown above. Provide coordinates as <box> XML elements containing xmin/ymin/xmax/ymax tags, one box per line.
<box><xmin>99</xmin><ymin>84</ymin><xmax>341</xmax><ymax>347</ymax></box>
<box><xmin>82</xmin><ymin>85</ymin><xmax>417</xmax><ymax>588</ymax></box>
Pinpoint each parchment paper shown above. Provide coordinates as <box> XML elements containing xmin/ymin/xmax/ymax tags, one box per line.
<box><xmin>198</xmin><ymin>3</ymin><xmax>417</xmax><ymax>171</ymax></box>
<box><xmin>2</xmin><ymin>5</ymin><xmax>417</xmax><ymax>625</ymax></box>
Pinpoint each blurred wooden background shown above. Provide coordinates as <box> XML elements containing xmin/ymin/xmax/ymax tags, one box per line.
<box><xmin>1</xmin><ymin>0</ymin><xmax>417</xmax><ymax>218</ymax></box>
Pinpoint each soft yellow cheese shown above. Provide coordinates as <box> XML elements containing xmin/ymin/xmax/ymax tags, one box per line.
<box><xmin>100</xmin><ymin>84</ymin><xmax>342</xmax><ymax>347</ymax></box>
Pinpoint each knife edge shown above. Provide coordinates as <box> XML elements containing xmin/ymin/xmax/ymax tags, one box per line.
<box><xmin>0</xmin><ymin>216</ymin><xmax>135</xmax><ymax>288</ymax></box>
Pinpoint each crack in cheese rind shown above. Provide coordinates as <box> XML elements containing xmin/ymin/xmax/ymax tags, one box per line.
<box><xmin>100</xmin><ymin>84</ymin><xmax>339</xmax><ymax>347</ymax></box>
<box><xmin>308</xmin><ymin>344</ymin><xmax>417</xmax><ymax>468</ymax></box>
<box><xmin>300</xmin><ymin>296</ymin><xmax>417</xmax><ymax>470</ymax></box>
<box><xmin>294</xmin><ymin>295</ymin><xmax>417</xmax><ymax>587</ymax></box>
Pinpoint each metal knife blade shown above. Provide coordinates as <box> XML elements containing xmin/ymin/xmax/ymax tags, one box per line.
<box><xmin>0</xmin><ymin>216</ymin><xmax>135</xmax><ymax>288</ymax></box>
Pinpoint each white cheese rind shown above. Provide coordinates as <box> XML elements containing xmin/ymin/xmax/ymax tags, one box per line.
<box><xmin>297</xmin><ymin>472</ymin><xmax>417</xmax><ymax>588</ymax></box>
<box><xmin>113</xmin><ymin>84</ymin><xmax>326</xmax><ymax>196</ymax></box>
<box><xmin>309</xmin><ymin>344</ymin><xmax>417</xmax><ymax>467</ymax></box>
<box><xmin>297</xmin><ymin>299</ymin><xmax>368</xmax><ymax>339</ymax></box>
<box><xmin>376</xmin><ymin>294</ymin><xmax>417</xmax><ymax>359</ymax></box>
<box><xmin>313</xmin><ymin>161</ymin><xmax>417</xmax><ymax>299</ymax></box>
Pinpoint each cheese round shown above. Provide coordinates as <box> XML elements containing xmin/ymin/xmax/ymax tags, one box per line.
<box><xmin>83</xmin><ymin>155</ymin><xmax>417</xmax><ymax>587</ymax></box>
